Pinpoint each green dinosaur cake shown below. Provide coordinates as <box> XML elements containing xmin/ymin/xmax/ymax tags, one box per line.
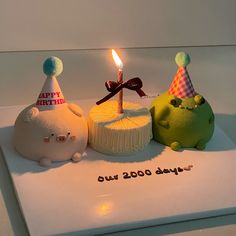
<box><xmin>150</xmin><ymin>52</ymin><xmax>214</xmax><ymax>151</ymax></box>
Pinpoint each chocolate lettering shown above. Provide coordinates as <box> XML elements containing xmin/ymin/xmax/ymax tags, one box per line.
<box><xmin>170</xmin><ymin>168</ymin><xmax>178</xmax><ymax>175</ymax></box>
<box><xmin>155</xmin><ymin>166</ymin><xmax>193</xmax><ymax>176</ymax></box>
<box><xmin>123</xmin><ymin>170</ymin><xmax>152</xmax><ymax>179</ymax></box>
<box><xmin>145</xmin><ymin>169</ymin><xmax>152</xmax><ymax>175</ymax></box>
<box><xmin>177</xmin><ymin>167</ymin><xmax>184</xmax><ymax>172</ymax></box>
<box><xmin>137</xmin><ymin>170</ymin><xmax>144</xmax><ymax>176</ymax></box>
<box><xmin>98</xmin><ymin>165</ymin><xmax>193</xmax><ymax>183</ymax></box>
<box><xmin>123</xmin><ymin>172</ymin><xmax>131</xmax><ymax>179</ymax></box>
<box><xmin>105</xmin><ymin>176</ymin><xmax>116</xmax><ymax>181</ymax></box>
<box><xmin>163</xmin><ymin>169</ymin><xmax>170</xmax><ymax>173</ymax></box>
<box><xmin>184</xmin><ymin>165</ymin><xmax>193</xmax><ymax>171</ymax></box>
<box><xmin>98</xmin><ymin>176</ymin><xmax>104</xmax><ymax>182</ymax></box>
<box><xmin>113</xmin><ymin>175</ymin><xmax>118</xmax><ymax>180</ymax></box>
<box><xmin>155</xmin><ymin>167</ymin><xmax>163</xmax><ymax>175</ymax></box>
<box><xmin>98</xmin><ymin>175</ymin><xmax>118</xmax><ymax>182</ymax></box>
<box><xmin>130</xmin><ymin>171</ymin><xmax>137</xmax><ymax>178</ymax></box>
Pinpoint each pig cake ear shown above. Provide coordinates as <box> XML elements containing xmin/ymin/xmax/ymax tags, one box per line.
<box><xmin>23</xmin><ymin>107</ymin><xmax>39</xmax><ymax>122</ymax></box>
<box><xmin>68</xmin><ymin>103</ymin><xmax>83</xmax><ymax>117</ymax></box>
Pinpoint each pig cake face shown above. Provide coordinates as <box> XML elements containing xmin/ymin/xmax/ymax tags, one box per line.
<box><xmin>13</xmin><ymin>104</ymin><xmax>88</xmax><ymax>166</ymax></box>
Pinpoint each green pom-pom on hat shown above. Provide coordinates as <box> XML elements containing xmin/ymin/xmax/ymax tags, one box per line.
<box><xmin>175</xmin><ymin>52</ymin><xmax>191</xmax><ymax>67</ymax></box>
<box><xmin>43</xmin><ymin>56</ymin><xmax>63</xmax><ymax>77</ymax></box>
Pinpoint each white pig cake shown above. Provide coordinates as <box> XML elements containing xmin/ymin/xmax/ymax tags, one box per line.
<box><xmin>13</xmin><ymin>57</ymin><xmax>88</xmax><ymax>166</ymax></box>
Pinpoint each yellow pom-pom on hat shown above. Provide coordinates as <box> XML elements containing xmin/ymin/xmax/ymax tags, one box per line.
<box><xmin>175</xmin><ymin>52</ymin><xmax>191</xmax><ymax>67</ymax></box>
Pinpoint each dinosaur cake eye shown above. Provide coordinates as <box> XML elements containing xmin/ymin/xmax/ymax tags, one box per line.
<box><xmin>170</xmin><ymin>99</ymin><xmax>177</xmax><ymax>106</ymax></box>
<box><xmin>194</xmin><ymin>95</ymin><xmax>205</xmax><ymax>105</ymax></box>
<box><xmin>169</xmin><ymin>98</ymin><xmax>181</xmax><ymax>107</ymax></box>
<box><xmin>200</xmin><ymin>97</ymin><xmax>205</xmax><ymax>104</ymax></box>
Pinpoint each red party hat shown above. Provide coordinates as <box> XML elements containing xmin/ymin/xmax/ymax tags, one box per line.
<box><xmin>168</xmin><ymin>52</ymin><xmax>196</xmax><ymax>98</ymax></box>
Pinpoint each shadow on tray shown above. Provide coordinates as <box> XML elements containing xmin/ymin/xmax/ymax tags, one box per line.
<box><xmin>85</xmin><ymin>141</ymin><xmax>165</xmax><ymax>163</ymax></box>
<box><xmin>1</xmin><ymin>113</ymin><xmax>236</xmax><ymax>174</ymax></box>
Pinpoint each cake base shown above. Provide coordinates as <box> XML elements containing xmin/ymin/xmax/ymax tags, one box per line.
<box><xmin>1</xmin><ymin>102</ymin><xmax>236</xmax><ymax>236</ymax></box>
<box><xmin>88</xmin><ymin>100</ymin><xmax>152</xmax><ymax>155</ymax></box>
<box><xmin>1</xmin><ymin>126</ymin><xmax>236</xmax><ymax>236</ymax></box>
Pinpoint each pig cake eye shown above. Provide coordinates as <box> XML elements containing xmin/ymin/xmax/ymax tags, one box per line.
<box><xmin>68</xmin><ymin>132</ymin><xmax>76</xmax><ymax>140</ymax></box>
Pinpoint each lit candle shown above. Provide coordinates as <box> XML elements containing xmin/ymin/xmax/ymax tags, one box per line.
<box><xmin>112</xmin><ymin>49</ymin><xmax>123</xmax><ymax>113</ymax></box>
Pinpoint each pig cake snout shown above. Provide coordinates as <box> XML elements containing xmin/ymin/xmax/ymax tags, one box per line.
<box><xmin>56</xmin><ymin>135</ymin><xmax>67</xmax><ymax>143</ymax></box>
<box><xmin>43</xmin><ymin>132</ymin><xmax>77</xmax><ymax>143</ymax></box>
<box><xmin>56</xmin><ymin>133</ymin><xmax>76</xmax><ymax>142</ymax></box>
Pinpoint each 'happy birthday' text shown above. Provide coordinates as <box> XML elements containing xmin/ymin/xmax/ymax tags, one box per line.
<box><xmin>36</xmin><ymin>92</ymin><xmax>65</xmax><ymax>106</ymax></box>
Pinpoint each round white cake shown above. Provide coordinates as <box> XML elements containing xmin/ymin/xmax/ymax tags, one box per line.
<box><xmin>13</xmin><ymin>103</ymin><xmax>88</xmax><ymax>166</ymax></box>
<box><xmin>88</xmin><ymin>100</ymin><xmax>152</xmax><ymax>155</ymax></box>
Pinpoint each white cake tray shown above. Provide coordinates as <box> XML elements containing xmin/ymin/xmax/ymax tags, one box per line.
<box><xmin>1</xmin><ymin>100</ymin><xmax>236</xmax><ymax>236</ymax></box>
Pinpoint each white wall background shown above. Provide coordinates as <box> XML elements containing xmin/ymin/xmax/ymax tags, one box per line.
<box><xmin>0</xmin><ymin>0</ymin><xmax>235</xmax><ymax>52</ymax></box>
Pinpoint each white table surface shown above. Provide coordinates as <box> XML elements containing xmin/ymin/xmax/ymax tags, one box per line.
<box><xmin>0</xmin><ymin>46</ymin><xmax>236</xmax><ymax>235</ymax></box>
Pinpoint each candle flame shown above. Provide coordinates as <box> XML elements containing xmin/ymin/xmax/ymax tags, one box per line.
<box><xmin>112</xmin><ymin>49</ymin><xmax>123</xmax><ymax>69</ymax></box>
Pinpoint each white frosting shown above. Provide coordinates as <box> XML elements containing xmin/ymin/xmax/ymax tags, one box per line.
<box><xmin>13</xmin><ymin>103</ymin><xmax>88</xmax><ymax>165</ymax></box>
<box><xmin>88</xmin><ymin>100</ymin><xmax>152</xmax><ymax>155</ymax></box>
